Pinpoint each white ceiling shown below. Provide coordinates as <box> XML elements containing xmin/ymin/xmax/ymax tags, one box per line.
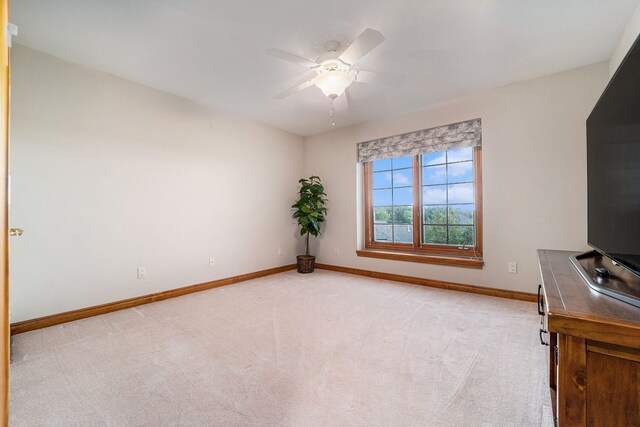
<box><xmin>11</xmin><ymin>0</ymin><xmax>640</xmax><ymax>136</ymax></box>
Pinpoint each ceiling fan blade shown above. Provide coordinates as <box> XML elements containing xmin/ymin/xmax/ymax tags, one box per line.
<box><xmin>274</xmin><ymin>77</ymin><xmax>316</xmax><ymax>99</ymax></box>
<box><xmin>355</xmin><ymin>69</ymin><xmax>405</xmax><ymax>87</ymax></box>
<box><xmin>344</xmin><ymin>87</ymin><xmax>352</xmax><ymax>110</ymax></box>
<box><xmin>331</xmin><ymin>88</ymin><xmax>350</xmax><ymax>112</ymax></box>
<box><xmin>266</xmin><ymin>48</ymin><xmax>319</xmax><ymax>69</ymax></box>
<box><xmin>339</xmin><ymin>28</ymin><xmax>385</xmax><ymax>65</ymax></box>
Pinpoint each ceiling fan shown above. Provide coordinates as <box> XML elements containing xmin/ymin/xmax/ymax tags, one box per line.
<box><xmin>267</xmin><ymin>28</ymin><xmax>404</xmax><ymax>106</ymax></box>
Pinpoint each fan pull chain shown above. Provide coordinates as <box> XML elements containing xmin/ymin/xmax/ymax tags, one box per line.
<box><xmin>329</xmin><ymin>98</ymin><xmax>335</xmax><ymax>126</ymax></box>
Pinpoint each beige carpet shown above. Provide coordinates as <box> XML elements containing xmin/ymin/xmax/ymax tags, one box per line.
<box><xmin>10</xmin><ymin>270</ymin><xmax>553</xmax><ymax>426</ymax></box>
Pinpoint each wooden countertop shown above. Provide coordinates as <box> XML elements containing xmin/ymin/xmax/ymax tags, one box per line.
<box><xmin>538</xmin><ymin>249</ymin><xmax>640</xmax><ymax>349</ymax></box>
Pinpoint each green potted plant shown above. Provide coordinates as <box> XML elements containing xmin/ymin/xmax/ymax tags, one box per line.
<box><xmin>291</xmin><ymin>176</ymin><xmax>328</xmax><ymax>273</ymax></box>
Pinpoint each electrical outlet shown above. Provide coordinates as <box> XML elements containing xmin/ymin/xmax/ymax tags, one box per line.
<box><xmin>334</xmin><ymin>247</ymin><xmax>341</xmax><ymax>255</ymax></box>
<box><xmin>277</xmin><ymin>247</ymin><xmax>283</xmax><ymax>256</ymax></box>
<box><xmin>508</xmin><ymin>262</ymin><xmax>518</xmax><ymax>274</ymax></box>
<box><xmin>209</xmin><ymin>257</ymin><xmax>216</xmax><ymax>267</ymax></box>
<box><xmin>137</xmin><ymin>267</ymin><xmax>146</xmax><ymax>279</ymax></box>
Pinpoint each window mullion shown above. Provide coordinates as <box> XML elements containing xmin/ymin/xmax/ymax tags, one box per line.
<box><xmin>391</xmin><ymin>163</ymin><xmax>395</xmax><ymax>243</ymax></box>
<box><xmin>445</xmin><ymin>151</ymin><xmax>449</xmax><ymax>245</ymax></box>
<box><xmin>412</xmin><ymin>155</ymin><xmax>421</xmax><ymax>248</ymax></box>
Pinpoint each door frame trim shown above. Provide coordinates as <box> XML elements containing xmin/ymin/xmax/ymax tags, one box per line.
<box><xmin>1</xmin><ymin>0</ymin><xmax>11</xmax><ymax>424</ymax></box>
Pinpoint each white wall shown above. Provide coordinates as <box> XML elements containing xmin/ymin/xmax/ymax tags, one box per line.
<box><xmin>9</xmin><ymin>46</ymin><xmax>304</xmax><ymax>322</ymax></box>
<box><xmin>610</xmin><ymin>3</ymin><xmax>640</xmax><ymax>76</ymax></box>
<box><xmin>304</xmin><ymin>62</ymin><xmax>609</xmax><ymax>294</ymax></box>
<box><xmin>7</xmin><ymin>42</ymin><xmax>616</xmax><ymax>321</ymax></box>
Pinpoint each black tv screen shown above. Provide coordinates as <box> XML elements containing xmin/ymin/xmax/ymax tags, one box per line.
<box><xmin>587</xmin><ymin>35</ymin><xmax>640</xmax><ymax>276</ymax></box>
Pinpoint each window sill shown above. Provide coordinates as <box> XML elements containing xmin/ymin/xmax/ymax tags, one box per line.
<box><xmin>356</xmin><ymin>249</ymin><xmax>484</xmax><ymax>269</ymax></box>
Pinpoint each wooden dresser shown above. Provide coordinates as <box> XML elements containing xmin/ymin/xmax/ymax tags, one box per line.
<box><xmin>538</xmin><ymin>250</ymin><xmax>640</xmax><ymax>426</ymax></box>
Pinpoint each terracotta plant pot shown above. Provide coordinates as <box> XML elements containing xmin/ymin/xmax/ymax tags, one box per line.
<box><xmin>296</xmin><ymin>255</ymin><xmax>316</xmax><ymax>274</ymax></box>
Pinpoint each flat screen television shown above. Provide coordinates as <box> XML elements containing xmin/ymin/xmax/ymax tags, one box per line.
<box><xmin>586</xmin><ymin>34</ymin><xmax>640</xmax><ymax>278</ymax></box>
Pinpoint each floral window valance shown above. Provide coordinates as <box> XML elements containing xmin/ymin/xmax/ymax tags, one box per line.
<box><xmin>357</xmin><ymin>118</ymin><xmax>482</xmax><ymax>163</ymax></box>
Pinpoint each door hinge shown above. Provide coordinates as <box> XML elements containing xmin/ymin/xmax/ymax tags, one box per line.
<box><xmin>6</xmin><ymin>22</ymin><xmax>18</xmax><ymax>47</ymax></box>
<box><xmin>554</xmin><ymin>345</ymin><xmax>559</xmax><ymax>366</ymax></box>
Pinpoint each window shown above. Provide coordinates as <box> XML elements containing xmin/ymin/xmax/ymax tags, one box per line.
<box><xmin>372</xmin><ymin>156</ymin><xmax>414</xmax><ymax>244</ymax></box>
<box><xmin>362</xmin><ymin>146</ymin><xmax>482</xmax><ymax>267</ymax></box>
<box><xmin>422</xmin><ymin>148</ymin><xmax>475</xmax><ymax>247</ymax></box>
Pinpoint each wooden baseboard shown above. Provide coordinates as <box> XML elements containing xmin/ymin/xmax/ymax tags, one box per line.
<box><xmin>11</xmin><ymin>261</ymin><xmax>535</xmax><ymax>335</ymax></box>
<box><xmin>10</xmin><ymin>264</ymin><xmax>296</xmax><ymax>335</ymax></box>
<box><xmin>315</xmin><ymin>263</ymin><xmax>536</xmax><ymax>303</ymax></box>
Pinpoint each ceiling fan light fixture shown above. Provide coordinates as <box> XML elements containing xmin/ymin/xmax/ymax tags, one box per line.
<box><xmin>269</xmin><ymin>28</ymin><xmax>401</xmax><ymax>106</ymax></box>
<box><xmin>314</xmin><ymin>70</ymin><xmax>353</xmax><ymax>99</ymax></box>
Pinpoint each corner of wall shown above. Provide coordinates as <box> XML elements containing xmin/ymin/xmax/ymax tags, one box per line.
<box><xmin>609</xmin><ymin>4</ymin><xmax>640</xmax><ymax>76</ymax></box>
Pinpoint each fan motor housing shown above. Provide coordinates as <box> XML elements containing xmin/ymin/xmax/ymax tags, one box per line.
<box><xmin>316</xmin><ymin>51</ymin><xmax>342</xmax><ymax>65</ymax></box>
<box><xmin>324</xmin><ymin>40</ymin><xmax>342</xmax><ymax>52</ymax></box>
